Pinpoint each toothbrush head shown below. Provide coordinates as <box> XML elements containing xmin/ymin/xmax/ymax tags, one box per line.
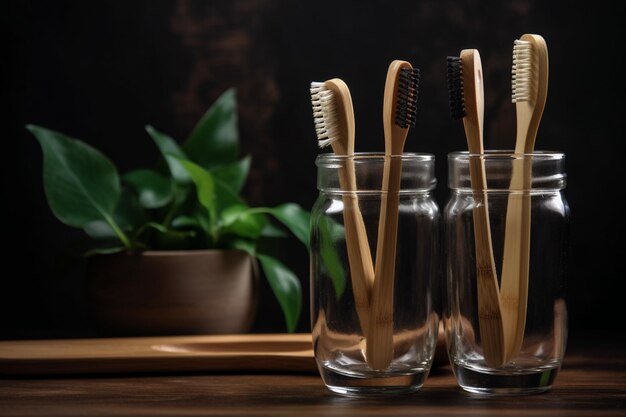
<box><xmin>394</xmin><ymin>68</ymin><xmax>420</xmax><ymax>129</ymax></box>
<box><xmin>310</xmin><ymin>82</ymin><xmax>339</xmax><ymax>148</ymax></box>
<box><xmin>512</xmin><ymin>39</ymin><xmax>534</xmax><ymax>103</ymax></box>
<box><xmin>446</xmin><ymin>56</ymin><xmax>466</xmax><ymax>120</ymax></box>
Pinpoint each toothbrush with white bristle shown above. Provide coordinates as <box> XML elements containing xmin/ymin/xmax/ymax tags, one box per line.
<box><xmin>311</xmin><ymin>82</ymin><xmax>340</xmax><ymax>148</ymax></box>
<box><xmin>310</xmin><ymin>79</ymin><xmax>375</xmax><ymax>338</ymax></box>
<box><xmin>501</xmin><ymin>34</ymin><xmax>549</xmax><ymax>362</ymax></box>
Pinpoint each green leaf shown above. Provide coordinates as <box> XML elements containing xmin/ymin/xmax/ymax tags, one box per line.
<box><xmin>29</xmin><ymin>125</ymin><xmax>119</xmax><ymax>227</ymax></box>
<box><xmin>124</xmin><ymin>169</ymin><xmax>174</xmax><ymax>209</ymax></box>
<box><xmin>214</xmin><ymin>177</ymin><xmax>246</xmax><ymax>213</ymax></box>
<box><xmin>135</xmin><ymin>222</ymin><xmax>196</xmax><ymax>238</ymax></box>
<box><xmin>83</xmin><ymin>220</ymin><xmax>117</xmax><ymax>240</ymax></box>
<box><xmin>220</xmin><ymin>204</ymin><xmax>250</xmax><ymax>227</ymax></box>
<box><xmin>114</xmin><ymin>187</ymin><xmax>147</xmax><ymax>232</ymax></box>
<box><xmin>225</xmin><ymin>238</ymin><xmax>256</xmax><ymax>255</ymax></box>
<box><xmin>194</xmin><ymin>210</ymin><xmax>212</xmax><ymax>235</ymax></box>
<box><xmin>176</xmin><ymin>167</ymin><xmax>245</xmax><ymax>227</ymax></box>
<box><xmin>261</xmin><ymin>222</ymin><xmax>288</xmax><ymax>238</ymax></box>
<box><xmin>182</xmin><ymin>88</ymin><xmax>239</xmax><ymax>168</ymax></box>
<box><xmin>251</xmin><ymin>204</ymin><xmax>311</xmax><ymax>249</ymax></box>
<box><xmin>175</xmin><ymin>158</ymin><xmax>217</xmax><ymax>236</ymax></box>
<box><xmin>175</xmin><ymin>158</ymin><xmax>216</xmax><ymax>216</ymax></box>
<box><xmin>221</xmin><ymin>205</ymin><xmax>267</xmax><ymax>239</ymax></box>
<box><xmin>83</xmin><ymin>188</ymin><xmax>146</xmax><ymax>242</ymax></box>
<box><xmin>256</xmin><ymin>254</ymin><xmax>302</xmax><ymax>333</ymax></box>
<box><xmin>146</xmin><ymin>125</ymin><xmax>191</xmax><ymax>184</ymax></box>
<box><xmin>136</xmin><ymin>222</ymin><xmax>196</xmax><ymax>249</ymax></box>
<box><xmin>319</xmin><ymin>216</ymin><xmax>346</xmax><ymax>299</ymax></box>
<box><xmin>84</xmin><ymin>246</ymin><xmax>126</xmax><ymax>257</ymax></box>
<box><xmin>171</xmin><ymin>215</ymin><xmax>200</xmax><ymax>228</ymax></box>
<box><xmin>161</xmin><ymin>187</ymin><xmax>189</xmax><ymax>227</ymax></box>
<box><xmin>210</xmin><ymin>156</ymin><xmax>251</xmax><ymax>194</ymax></box>
<box><xmin>28</xmin><ymin>125</ymin><xmax>130</xmax><ymax>248</ymax></box>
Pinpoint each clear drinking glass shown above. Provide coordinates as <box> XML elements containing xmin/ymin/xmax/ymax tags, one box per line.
<box><xmin>444</xmin><ymin>151</ymin><xmax>569</xmax><ymax>395</ymax></box>
<box><xmin>310</xmin><ymin>153</ymin><xmax>440</xmax><ymax>395</ymax></box>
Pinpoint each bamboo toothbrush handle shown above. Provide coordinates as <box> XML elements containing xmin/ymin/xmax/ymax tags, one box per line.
<box><xmin>325</xmin><ymin>79</ymin><xmax>376</xmax><ymax>338</ymax></box>
<box><xmin>366</xmin><ymin>60</ymin><xmax>415</xmax><ymax>371</ymax></box>
<box><xmin>469</xmin><ymin>157</ymin><xmax>506</xmax><ymax>368</ymax></box>
<box><xmin>500</xmin><ymin>98</ymin><xmax>533</xmax><ymax>364</ymax></box>
<box><xmin>337</xmin><ymin>159</ymin><xmax>375</xmax><ymax>337</ymax></box>
<box><xmin>501</xmin><ymin>34</ymin><xmax>548</xmax><ymax>361</ymax></box>
<box><xmin>460</xmin><ymin>49</ymin><xmax>506</xmax><ymax>368</ymax></box>
<box><xmin>500</xmin><ymin>156</ymin><xmax>532</xmax><ymax>361</ymax></box>
<box><xmin>366</xmin><ymin>155</ymin><xmax>402</xmax><ymax>370</ymax></box>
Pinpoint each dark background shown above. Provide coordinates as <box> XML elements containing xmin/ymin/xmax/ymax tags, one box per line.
<box><xmin>2</xmin><ymin>0</ymin><xmax>624</xmax><ymax>341</ymax></box>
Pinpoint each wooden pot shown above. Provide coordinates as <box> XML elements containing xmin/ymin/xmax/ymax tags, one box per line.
<box><xmin>86</xmin><ymin>250</ymin><xmax>257</xmax><ymax>336</ymax></box>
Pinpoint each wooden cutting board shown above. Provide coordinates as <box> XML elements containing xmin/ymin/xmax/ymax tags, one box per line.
<box><xmin>0</xmin><ymin>333</ymin><xmax>317</xmax><ymax>376</ymax></box>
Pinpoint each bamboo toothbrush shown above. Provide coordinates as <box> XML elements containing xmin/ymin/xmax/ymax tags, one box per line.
<box><xmin>500</xmin><ymin>34</ymin><xmax>548</xmax><ymax>361</ymax></box>
<box><xmin>366</xmin><ymin>61</ymin><xmax>419</xmax><ymax>370</ymax></box>
<box><xmin>310</xmin><ymin>79</ymin><xmax>376</xmax><ymax>337</ymax></box>
<box><xmin>446</xmin><ymin>50</ymin><xmax>505</xmax><ymax>367</ymax></box>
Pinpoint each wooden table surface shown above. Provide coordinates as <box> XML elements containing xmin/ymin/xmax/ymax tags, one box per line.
<box><xmin>1</xmin><ymin>342</ymin><xmax>625</xmax><ymax>417</ymax></box>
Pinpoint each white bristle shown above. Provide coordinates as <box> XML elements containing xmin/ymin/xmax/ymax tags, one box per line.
<box><xmin>310</xmin><ymin>82</ymin><xmax>339</xmax><ymax>148</ymax></box>
<box><xmin>512</xmin><ymin>40</ymin><xmax>534</xmax><ymax>103</ymax></box>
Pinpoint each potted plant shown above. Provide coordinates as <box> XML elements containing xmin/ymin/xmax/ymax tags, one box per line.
<box><xmin>29</xmin><ymin>89</ymin><xmax>309</xmax><ymax>335</ymax></box>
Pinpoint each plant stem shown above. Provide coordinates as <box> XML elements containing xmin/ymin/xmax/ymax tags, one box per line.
<box><xmin>162</xmin><ymin>198</ymin><xmax>178</xmax><ymax>227</ymax></box>
<box><xmin>163</xmin><ymin>184</ymin><xmax>188</xmax><ymax>228</ymax></box>
<box><xmin>210</xmin><ymin>226</ymin><xmax>220</xmax><ymax>248</ymax></box>
<box><xmin>245</xmin><ymin>208</ymin><xmax>266</xmax><ymax>215</ymax></box>
<box><xmin>104</xmin><ymin>215</ymin><xmax>132</xmax><ymax>249</ymax></box>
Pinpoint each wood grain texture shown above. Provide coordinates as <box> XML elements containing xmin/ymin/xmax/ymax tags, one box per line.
<box><xmin>325</xmin><ymin>78</ymin><xmax>376</xmax><ymax>339</ymax></box>
<box><xmin>460</xmin><ymin>49</ymin><xmax>506</xmax><ymax>368</ymax></box>
<box><xmin>501</xmin><ymin>33</ymin><xmax>550</xmax><ymax>362</ymax></box>
<box><xmin>0</xmin><ymin>343</ymin><xmax>624</xmax><ymax>417</ymax></box>
<box><xmin>366</xmin><ymin>60</ymin><xmax>412</xmax><ymax>370</ymax></box>
<box><xmin>0</xmin><ymin>334</ymin><xmax>316</xmax><ymax>375</ymax></box>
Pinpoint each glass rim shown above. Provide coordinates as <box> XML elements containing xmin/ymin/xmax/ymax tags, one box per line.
<box><xmin>316</xmin><ymin>152</ymin><xmax>435</xmax><ymax>164</ymax></box>
<box><xmin>448</xmin><ymin>150</ymin><xmax>565</xmax><ymax>160</ymax></box>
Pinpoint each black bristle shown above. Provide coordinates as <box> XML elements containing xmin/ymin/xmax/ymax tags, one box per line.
<box><xmin>395</xmin><ymin>68</ymin><xmax>420</xmax><ymax>129</ymax></box>
<box><xmin>446</xmin><ymin>56</ymin><xmax>466</xmax><ymax>120</ymax></box>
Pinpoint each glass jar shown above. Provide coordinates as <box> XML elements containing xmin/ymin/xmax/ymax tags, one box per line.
<box><xmin>310</xmin><ymin>153</ymin><xmax>440</xmax><ymax>395</ymax></box>
<box><xmin>444</xmin><ymin>151</ymin><xmax>569</xmax><ymax>395</ymax></box>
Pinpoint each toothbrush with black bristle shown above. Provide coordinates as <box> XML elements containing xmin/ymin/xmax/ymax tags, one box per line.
<box><xmin>447</xmin><ymin>51</ymin><xmax>506</xmax><ymax>368</ymax></box>
<box><xmin>366</xmin><ymin>61</ymin><xmax>419</xmax><ymax>371</ymax></box>
<box><xmin>310</xmin><ymin>79</ymin><xmax>376</xmax><ymax>339</ymax></box>
<box><xmin>500</xmin><ymin>34</ymin><xmax>549</xmax><ymax>362</ymax></box>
